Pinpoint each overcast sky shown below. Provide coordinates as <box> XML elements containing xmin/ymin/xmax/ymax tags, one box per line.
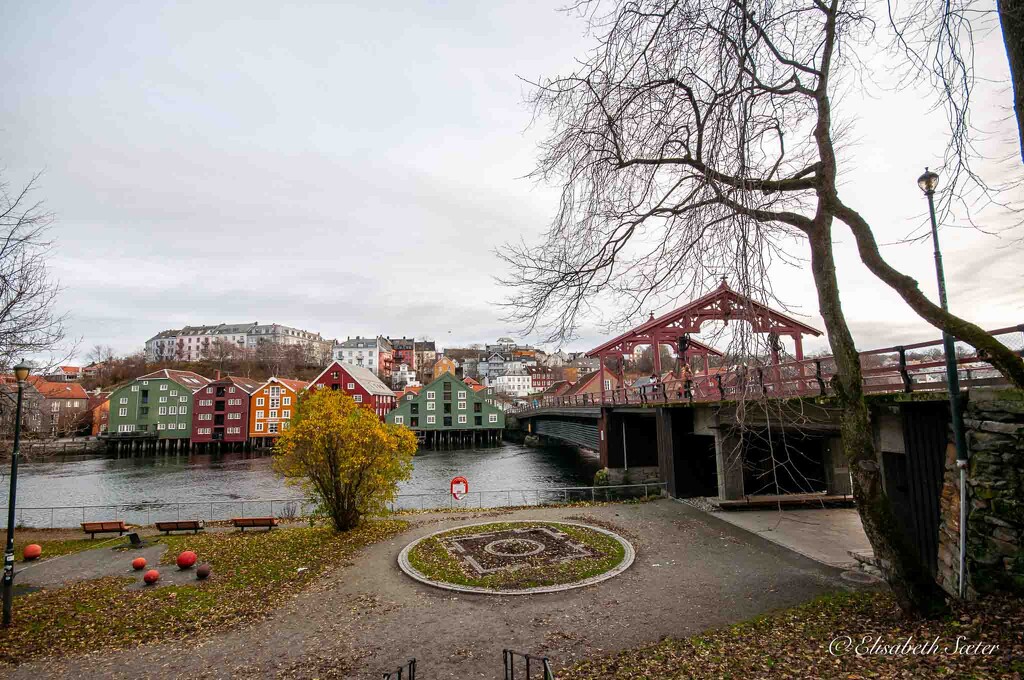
<box><xmin>3</xmin><ymin>1</ymin><xmax>1022</xmax><ymax>361</ymax></box>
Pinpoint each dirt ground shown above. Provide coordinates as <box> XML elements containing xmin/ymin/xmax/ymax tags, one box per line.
<box><xmin>8</xmin><ymin>499</ymin><xmax>870</xmax><ymax>679</ymax></box>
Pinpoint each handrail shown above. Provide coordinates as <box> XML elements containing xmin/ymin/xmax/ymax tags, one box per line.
<box><xmin>504</xmin><ymin>649</ymin><xmax>555</xmax><ymax>680</ymax></box>
<box><xmin>382</xmin><ymin>658</ymin><xmax>416</xmax><ymax>680</ymax></box>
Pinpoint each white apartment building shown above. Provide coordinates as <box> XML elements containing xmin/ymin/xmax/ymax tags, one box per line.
<box><xmin>491</xmin><ymin>371</ymin><xmax>533</xmax><ymax>398</ymax></box>
<box><xmin>333</xmin><ymin>336</ymin><xmax>393</xmax><ymax>373</ymax></box>
<box><xmin>144</xmin><ymin>322</ymin><xmax>328</xmax><ymax>362</ymax></box>
<box><xmin>391</xmin><ymin>363</ymin><xmax>419</xmax><ymax>388</ymax></box>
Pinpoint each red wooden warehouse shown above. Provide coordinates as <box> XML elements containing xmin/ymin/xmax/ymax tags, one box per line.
<box><xmin>191</xmin><ymin>374</ymin><xmax>262</xmax><ymax>447</ymax></box>
<box><xmin>309</xmin><ymin>361</ymin><xmax>396</xmax><ymax>420</ymax></box>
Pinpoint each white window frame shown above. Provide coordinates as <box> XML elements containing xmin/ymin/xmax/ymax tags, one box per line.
<box><xmin>255</xmin><ymin>422</ymin><xmax>265</xmax><ymax>432</ymax></box>
<box><xmin>119</xmin><ymin>397</ymin><xmax>128</xmax><ymax>404</ymax></box>
<box><xmin>426</xmin><ymin>391</ymin><xmax>435</xmax><ymax>399</ymax></box>
<box><xmin>347</xmin><ymin>382</ymin><xmax>355</xmax><ymax>390</ymax></box>
<box><xmin>159</xmin><ymin>407</ymin><xmax>167</xmax><ymax>416</ymax></box>
<box><xmin>282</xmin><ymin>410</ymin><xmax>290</xmax><ymax>418</ymax></box>
<box><xmin>426</xmin><ymin>415</ymin><xmax>436</xmax><ymax>424</ymax></box>
<box><xmin>394</xmin><ymin>415</ymin><xmax>404</xmax><ymax>425</ymax></box>
<box><xmin>489</xmin><ymin>414</ymin><xmax>498</xmax><ymax>423</ymax></box>
<box><xmin>458</xmin><ymin>390</ymin><xmax>466</xmax><ymax>400</ymax></box>
<box><xmin>426</xmin><ymin>401</ymin><xmax>435</xmax><ymax>411</ymax></box>
<box><xmin>353</xmin><ymin>395</ymin><xmax>363</xmax><ymax>403</ymax></box>
<box><xmin>118</xmin><ymin>407</ymin><xmax>127</xmax><ymax>417</ymax></box>
<box><xmin>458</xmin><ymin>414</ymin><xmax>467</xmax><ymax>424</ymax></box>
<box><xmin>283</xmin><ymin>396</ymin><xmax>291</xmax><ymax>406</ymax></box>
<box><xmin>458</xmin><ymin>401</ymin><xmax>466</xmax><ymax>410</ymax></box>
<box><xmin>160</xmin><ymin>384</ymin><xmax>168</xmax><ymax>391</ymax></box>
<box><xmin>256</xmin><ymin>410</ymin><xmax>265</xmax><ymax>419</ymax></box>
<box><xmin>256</xmin><ymin>397</ymin><xmax>265</xmax><ymax>406</ymax></box>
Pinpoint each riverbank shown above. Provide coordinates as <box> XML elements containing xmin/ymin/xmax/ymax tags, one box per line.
<box><xmin>3</xmin><ymin>442</ymin><xmax>603</xmax><ymax>528</ymax></box>
<box><xmin>5</xmin><ymin>499</ymin><xmax>867</xmax><ymax>678</ymax></box>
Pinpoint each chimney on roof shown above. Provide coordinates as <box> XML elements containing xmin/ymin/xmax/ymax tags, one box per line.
<box><xmin>215</xmin><ymin>370</ymin><xmax>222</xmax><ymax>380</ymax></box>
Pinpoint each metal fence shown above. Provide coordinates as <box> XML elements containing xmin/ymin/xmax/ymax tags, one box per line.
<box><xmin>1</xmin><ymin>483</ymin><xmax>667</xmax><ymax>529</ymax></box>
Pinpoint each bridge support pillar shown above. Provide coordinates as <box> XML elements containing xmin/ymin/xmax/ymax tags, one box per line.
<box><xmin>715</xmin><ymin>424</ymin><xmax>745</xmax><ymax>501</ymax></box>
<box><xmin>655</xmin><ymin>408</ymin><xmax>677</xmax><ymax>497</ymax></box>
<box><xmin>598</xmin><ymin>409</ymin><xmax>609</xmax><ymax>468</ymax></box>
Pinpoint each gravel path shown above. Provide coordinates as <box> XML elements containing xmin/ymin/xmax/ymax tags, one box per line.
<box><xmin>10</xmin><ymin>499</ymin><xmax>869</xmax><ymax>679</ymax></box>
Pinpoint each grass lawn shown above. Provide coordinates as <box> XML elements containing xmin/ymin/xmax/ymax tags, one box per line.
<box><xmin>561</xmin><ymin>591</ymin><xmax>1024</xmax><ymax>679</ymax></box>
<box><xmin>407</xmin><ymin>521</ymin><xmax>626</xmax><ymax>590</ymax></box>
<box><xmin>0</xmin><ymin>519</ymin><xmax>408</xmax><ymax>665</ymax></box>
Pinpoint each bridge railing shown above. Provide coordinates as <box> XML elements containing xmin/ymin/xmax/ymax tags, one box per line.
<box><xmin>514</xmin><ymin>324</ymin><xmax>1023</xmax><ymax>414</ymax></box>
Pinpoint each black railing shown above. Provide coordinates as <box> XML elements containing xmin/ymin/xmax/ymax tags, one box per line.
<box><xmin>504</xmin><ymin>649</ymin><xmax>555</xmax><ymax>680</ymax></box>
<box><xmin>383</xmin><ymin>658</ymin><xmax>416</xmax><ymax>679</ymax></box>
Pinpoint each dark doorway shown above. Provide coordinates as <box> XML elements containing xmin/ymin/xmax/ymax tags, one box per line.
<box><xmin>675</xmin><ymin>433</ymin><xmax>718</xmax><ymax>497</ymax></box>
<box><xmin>607</xmin><ymin>412</ymin><xmax>658</xmax><ymax>468</ymax></box>
<box><xmin>742</xmin><ymin>430</ymin><xmax>828</xmax><ymax>496</ymax></box>
<box><xmin>884</xmin><ymin>402</ymin><xmax>947</xmax><ymax>575</ymax></box>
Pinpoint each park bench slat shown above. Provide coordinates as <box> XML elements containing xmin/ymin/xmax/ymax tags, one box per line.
<box><xmin>230</xmin><ymin>516</ymin><xmax>278</xmax><ymax>531</ymax></box>
<box><xmin>154</xmin><ymin>520</ymin><xmax>206</xmax><ymax>535</ymax></box>
<box><xmin>81</xmin><ymin>520</ymin><xmax>127</xmax><ymax>538</ymax></box>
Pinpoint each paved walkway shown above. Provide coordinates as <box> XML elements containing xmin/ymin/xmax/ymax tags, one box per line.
<box><xmin>697</xmin><ymin>504</ymin><xmax>873</xmax><ymax>569</ymax></box>
<box><xmin>10</xmin><ymin>500</ymin><xmax>875</xmax><ymax>679</ymax></box>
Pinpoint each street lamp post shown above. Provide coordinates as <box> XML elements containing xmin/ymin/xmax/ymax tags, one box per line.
<box><xmin>2</xmin><ymin>361</ymin><xmax>31</xmax><ymax>627</ymax></box>
<box><xmin>917</xmin><ymin>168</ymin><xmax>970</xmax><ymax>598</ymax></box>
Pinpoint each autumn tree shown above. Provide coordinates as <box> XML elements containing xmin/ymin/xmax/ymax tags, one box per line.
<box><xmin>273</xmin><ymin>390</ymin><xmax>416</xmax><ymax>531</ymax></box>
<box><xmin>499</xmin><ymin>0</ymin><xmax>1024</xmax><ymax>615</ymax></box>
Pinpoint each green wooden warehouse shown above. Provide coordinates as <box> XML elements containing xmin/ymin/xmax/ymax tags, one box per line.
<box><xmin>105</xmin><ymin>369</ymin><xmax>212</xmax><ymax>453</ymax></box>
<box><xmin>385</xmin><ymin>374</ymin><xmax>504</xmax><ymax>447</ymax></box>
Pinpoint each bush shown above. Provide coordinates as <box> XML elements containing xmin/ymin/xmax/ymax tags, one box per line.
<box><xmin>273</xmin><ymin>390</ymin><xmax>417</xmax><ymax>531</ymax></box>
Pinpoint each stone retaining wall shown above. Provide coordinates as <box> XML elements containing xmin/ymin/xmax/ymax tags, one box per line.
<box><xmin>936</xmin><ymin>389</ymin><xmax>1024</xmax><ymax>598</ymax></box>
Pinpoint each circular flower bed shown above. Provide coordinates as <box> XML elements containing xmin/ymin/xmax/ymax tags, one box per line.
<box><xmin>398</xmin><ymin>521</ymin><xmax>634</xmax><ymax>595</ymax></box>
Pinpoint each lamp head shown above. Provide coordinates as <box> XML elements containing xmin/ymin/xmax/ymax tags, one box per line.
<box><xmin>13</xmin><ymin>361</ymin><xmax>31</xmax><ymax>382</ymax></box>
<box><xmin>917</xmin><ymin>167</ymin><xmax>939</xmax><ymax>194</ymax></box>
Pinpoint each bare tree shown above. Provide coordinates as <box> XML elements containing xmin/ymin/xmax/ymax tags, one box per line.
<box><xmin>1004</xmin><ymin>0</ymin><xmax>1024</xmax><ymax>161</ymax></box>
<box><xmin>86</xmin><ymin>344</ymin><xmax>115</xmax><ymax>365</ymax></box>
<box><xmin>886</xmin><ymin>0</ymin><xmax>1024</xmax><ymax>178</ymax></box>
<box><xmin>497</xmin><ymin>0</ymin><xmax>1024</xmax><ymax>614</ymax></box>
<box><xmin>0</xmin><ymin>172</ymin><xmax>68</xmax><ymax>368</ymax></box>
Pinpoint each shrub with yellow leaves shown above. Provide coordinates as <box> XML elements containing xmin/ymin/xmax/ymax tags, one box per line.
<box><xmin>273</xmin><ymin>389</ymin><xmax>416</xmax><ymax>531</ymax></box>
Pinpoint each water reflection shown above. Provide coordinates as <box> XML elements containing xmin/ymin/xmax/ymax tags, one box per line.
<box><xmin>4</xmin><ymin>442</ymin><xmax>601</xmax><ymax>527</ymax></box>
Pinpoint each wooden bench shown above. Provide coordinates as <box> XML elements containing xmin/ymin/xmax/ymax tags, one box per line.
<box><xmin>231</xmin><ymin>516</ymin><xmax>279</xmax><ymax>531</ymax></box>
<box><xmin>154</xmin><ymin>519</ymin><xmax>205</xmax><ymax>535</ymax></box>
<box><xmin>81</xmin><ymin>520</ymin><xmax>128</xmax><ymax>538</ymax></box>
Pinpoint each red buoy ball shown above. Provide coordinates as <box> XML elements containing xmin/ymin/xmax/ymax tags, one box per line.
<box><xmin>196</xmin><ymin>563</ymin><xmax>212</xmax><ymax>580</ymax></box>
<box><xmin>131</xmin><ymin>557</ymin><xmax>147</xmax><ymax>570</ymax></box>
<box><xmin>22</xmin><ymin>544</ymin><xmax>42</xmax><ymax>561</ymax></box>
<box><xmin>176</xmin><ymin>550</ymin><xmax>197</xmax><ymax>569</ymax></box>
<box><xmin>143</xmin><ymin>569</ymin><xmax>160</xmax><ymax>585</ymax></box>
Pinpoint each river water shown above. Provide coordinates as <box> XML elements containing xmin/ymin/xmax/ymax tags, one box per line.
<box><xmin>2</xmin><ymin>442</ymin><xmax>603</xmax><ymax>527</ymax></box>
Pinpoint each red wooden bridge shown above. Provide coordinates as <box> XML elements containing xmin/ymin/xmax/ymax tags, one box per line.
<box><xmin>515</xmin><ymin>282</ymin><xmax>1022</xmax><ymax>414</ymax></box>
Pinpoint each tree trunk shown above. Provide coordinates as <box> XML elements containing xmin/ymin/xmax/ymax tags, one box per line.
<box><xmin>999</xmin><ymin>0</ymin><xmax>1024</xmax><ymax>163</ymax></box>
<box><xmin>807</xmin><ymin>224</ymin><xmax>949</xmax><ymax>617</ymax></box>
<box><xmin>831</xmin><ymin>200</ymin><xmax>1024</xmax><ymax>389</ymax></box>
